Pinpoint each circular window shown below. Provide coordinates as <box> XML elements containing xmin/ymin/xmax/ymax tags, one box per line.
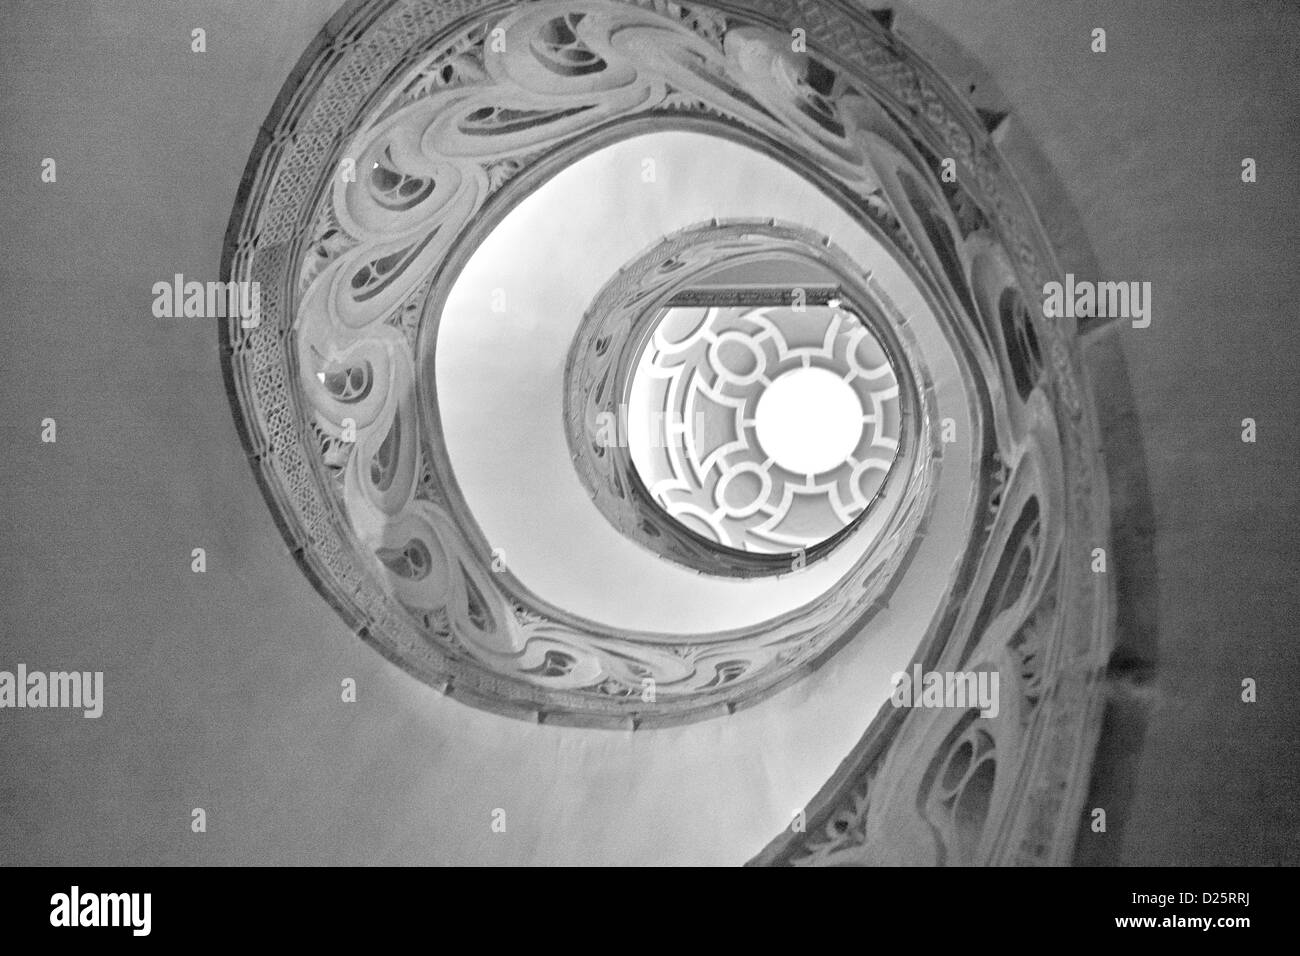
<box><xmin>564</xmin><ymin>216</ymin><xmax>925</xmax><ymax>579</ymax></box>
<box><xmin>618</xmin><ymin>290</ymin><xmax>903</xmax><ymax>557</ymax></box>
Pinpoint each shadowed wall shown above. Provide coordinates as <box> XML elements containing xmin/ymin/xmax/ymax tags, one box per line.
<box><xmin>0</xmin><ymin>0</ymin><xmax>1296</xmax><ymax>865</ymax></box>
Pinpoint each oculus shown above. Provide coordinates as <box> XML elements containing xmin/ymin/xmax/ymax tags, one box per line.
<box><xmin>626</xmin><ymin>302</ymin><xmax>902</xmax><ymax>555</ymax></box>
<box><xmin>570</xmin><ymin>224</ymin><xmax>907</xmax><ymax>561</ymax></box>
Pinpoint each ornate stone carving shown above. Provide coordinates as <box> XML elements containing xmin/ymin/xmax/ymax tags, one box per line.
<box><xmin>223</xmin><ymin>0</ymin><xmax>1112</xmax><ymax>865</ymax></box>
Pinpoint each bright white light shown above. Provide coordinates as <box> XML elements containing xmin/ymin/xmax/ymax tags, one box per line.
<box><xmin>755</xmin><ymin>367</ymin><xmax>863</xmax><ymax>474</ymax></box>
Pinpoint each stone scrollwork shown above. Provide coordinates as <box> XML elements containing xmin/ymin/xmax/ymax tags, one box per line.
<box><xmin>224</xmin><ymin>0</ymin><xmax>1113</xmax><ymax>863</ymax></box>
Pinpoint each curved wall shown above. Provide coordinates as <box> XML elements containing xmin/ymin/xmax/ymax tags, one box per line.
<box><xmin>0</xmin><ymin>0</ymin><xmax>1296</xmax><ymax>865</ymax></box>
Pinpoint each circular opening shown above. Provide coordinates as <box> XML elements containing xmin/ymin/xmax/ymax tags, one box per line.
<box><xmin>755</xmin><ymin>367</ymin><xmax>864</xmax><ymax>475</ymax></box>
<box><xmin>593</xmin><ymin>239</ymin><xmax>908</xmax><ymax>563</ymax></box>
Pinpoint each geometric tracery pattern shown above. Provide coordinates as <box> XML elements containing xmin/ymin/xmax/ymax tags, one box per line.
<box><xmin>629</xmin><ymin>304</ymin><xmax>901</xmax><ymax>552</ymax></box>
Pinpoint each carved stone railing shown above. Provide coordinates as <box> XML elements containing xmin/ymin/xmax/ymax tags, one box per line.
<box><xmin>222</xmin><ymin>0</ymin><xmax>1116</xmax><ymax>863</ymax></box>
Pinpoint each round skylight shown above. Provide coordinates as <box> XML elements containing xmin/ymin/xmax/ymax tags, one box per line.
<box><xmin>754</xmin><ymin>367</ymin><xmax>865</xmax><ymax>475</ymax></box>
